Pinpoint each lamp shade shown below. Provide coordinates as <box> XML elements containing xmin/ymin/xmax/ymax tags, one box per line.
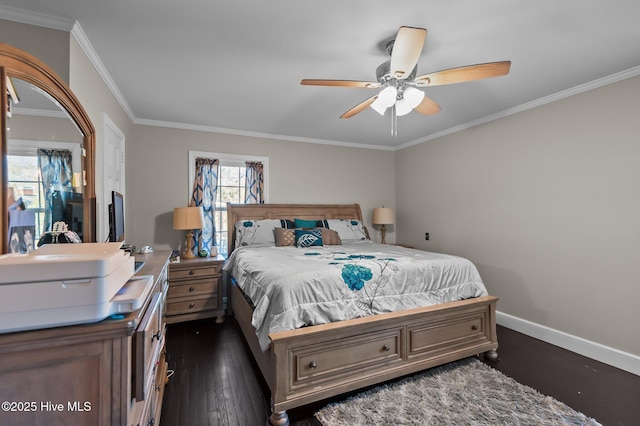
<box><xmin>395</xmin><ymin>87</ymin><xmax>425</xmax><ymax>116</ymax></box>
<box><xmin>372</xmin><ymin>207</ymin><xmax>394</xmax><ymax>225</ymax></box>
<box><xmin>173</xmin><ymin>206</ymin><xmax>204</xmax><ymax>230</ymax></box>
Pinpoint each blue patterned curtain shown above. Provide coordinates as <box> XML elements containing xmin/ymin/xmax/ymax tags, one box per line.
<box><xmin>245</xmin><ymin>161</ymin><xmax>264</xmax><ymax>204</ymax></box>
<box><xmin>37</xmin><ymin>149</ymin><xmax>73</xmax><ymax>232</ymax></box>
<box><xmin>190</xmin><ymin>158</ymin><xmax>219</xmax><ymax>255</ymax></box>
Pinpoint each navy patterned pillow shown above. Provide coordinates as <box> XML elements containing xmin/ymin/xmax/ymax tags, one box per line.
<box><xmin>295</xmin><ymin>229</ymin><xmax>323</xmax><ymax>247</ymax></box>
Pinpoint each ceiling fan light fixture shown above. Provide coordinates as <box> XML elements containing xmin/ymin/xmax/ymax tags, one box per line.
<box><xmin>370</xmin><ymin>99</ymin><xmax>388</xmax><ymax>115</ymax></box>
<box><xmin>394</xmin><ymin>99</ymin><xmax>412</xmax><ymax>116</ymax></box>
<box><xmin>395</xmin><ymin>87</ymin><xmax>425</xmax><ymax>116</ymax></box>
<box><xmin>379</xmin><ymin>86</ymin><xmax>398</xmax><ymax>108</ymax></box>
<box><xmin>370</xmin><ymin>86</ymin><xmax>397</xmax><ymax>115</ymax></box>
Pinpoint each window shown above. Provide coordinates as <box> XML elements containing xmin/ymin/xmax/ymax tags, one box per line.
<box><xmin>189</xmin><ymin>151</ymin><xmax>268</xmax><ymax>257</ymax></box>
<box><xmin>7</xmin><ymin>140</ymin><xmax>82</xmax><ymax>243</ymax></box>
<box><xmin>7</xmin><ymin>154</ymin><xmax>46</xmax><ymax>238</ymax></box>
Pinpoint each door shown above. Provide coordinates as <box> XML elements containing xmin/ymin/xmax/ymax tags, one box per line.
<box><xmin>101</xmin><ymin>113</ymin><xmax>125</xmax><ymax>242</ymax></box>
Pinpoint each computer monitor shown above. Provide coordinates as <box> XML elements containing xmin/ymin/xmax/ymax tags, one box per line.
<box><xmin>108</xmin><ymin>191</ymin><xmax>125</xmax><ymax>242</ymax></box>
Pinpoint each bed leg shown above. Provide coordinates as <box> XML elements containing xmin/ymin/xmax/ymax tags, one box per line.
<box><xmin>485</xmin><ymin>349</ymin><xmax>499</xmax><ymax>362</ymax></box>
<box><xmin>268</xmin><ymin>410</ymin><xmax>289</xmax><ymax>426</ymax></box>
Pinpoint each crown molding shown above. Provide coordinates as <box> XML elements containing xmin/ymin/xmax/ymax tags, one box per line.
<box><xmin>0</xmin><ymin>5</ymin><xmax>74</xmax><ymax>31</ymax></box>
<box><xmin>398</xmin><ymin>65</ymin><xmax>640</xmax><ymax>150</ymax></box>
<box><xmin>12</xmin><ymin>107</ymin><xmax>68</xmax><ymax>119</ymax></box>
<box><xmin>4</xmin><ymin>5</ymin><xmax>640</xmax><ymax>152</ymax></box>
<box><xmin>134</xmin><ymin>117</ymin><xmax>395</xmax><ymax>151</ymax></box>
<box><xmin>70</xmin><ymin>22</ymin><xmax>137</xmax><ymax>123</ymax></box>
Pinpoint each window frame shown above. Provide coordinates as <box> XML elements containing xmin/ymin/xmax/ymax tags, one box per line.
<box><xmin>7</xmin><ymin>139</ymin><xmax>83</xmax><ymax>241</ymax></box>
<box><xmin>188</xmin><ymin>151</ymin><xmax>269</xmax><ymax>256</ymax></box>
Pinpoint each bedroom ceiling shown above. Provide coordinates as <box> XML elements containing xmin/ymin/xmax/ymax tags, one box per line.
<box><xmin>2</xmin><ymin>1</ymin><xmax>640</xmax><ymax>149</ymax></box>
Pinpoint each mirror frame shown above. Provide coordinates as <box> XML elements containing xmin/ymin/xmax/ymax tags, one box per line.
<box><xmin>1</xmin><ymin>43</ymin><xmax>96</xmax><ymax>253</ymax></box>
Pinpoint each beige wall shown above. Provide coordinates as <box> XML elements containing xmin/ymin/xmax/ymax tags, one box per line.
<box><xmin>0</xmin><ymin>19</ymin><xmax>69</xmax><ymax>82</ymax></box>
<box><xmin>396</xmin><ymin>75</ymin><xmax>640</xmax><ymax>356</ymax></box>
<box><xmin>69</xmin><ymin>35</ymin><xmax>134</xmax><ymax>241</ymax></box>
<box><xmin>7</xmin><ymin>16</ymin><xmax>637</xmax><ymax>366</ymax></box>
<box><xmin>126</xmin><ymin>126</ymin><xmax>396</xmax><ymax>250</ymax></box>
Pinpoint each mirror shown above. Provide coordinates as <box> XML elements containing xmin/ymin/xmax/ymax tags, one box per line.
<box><xmin>1</xmin><ymin>43</ymin><xmax>96</xmax><ymax>254</ymax></box>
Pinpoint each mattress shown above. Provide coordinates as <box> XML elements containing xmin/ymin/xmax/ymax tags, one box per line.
<box><xmin>224</xmin><ymin>240</ymin><xmax>487</xmax><ymax>350</ymax></box>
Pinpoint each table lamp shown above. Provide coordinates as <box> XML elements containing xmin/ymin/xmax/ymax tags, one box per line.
<box><xmin>173</xmin><ymin>206</ymin><xmax>204</xmax><ymax>259</ymax></box>
<box><xmin>372</xmin><ymin>207</ymin><xmax>394</xmax><ymax>244</ymax></box>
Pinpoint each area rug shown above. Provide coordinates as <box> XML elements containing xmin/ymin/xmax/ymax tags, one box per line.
<box><xmin>315</xmin><ymin>357</ymin><xmax>601</xmax><ymax>425</ymax></box>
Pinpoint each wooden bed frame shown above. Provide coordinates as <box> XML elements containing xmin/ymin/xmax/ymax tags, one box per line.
<box><xmin>226</xmin><ymin>203</ymin><xmax>498</xmax><ymax>426</ymax></box>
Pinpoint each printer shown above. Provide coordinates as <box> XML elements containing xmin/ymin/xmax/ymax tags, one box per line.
<box><xmin>0</xmin><ymin>242</ymin><xmax>154</xmax><ymax>334</ymax></box>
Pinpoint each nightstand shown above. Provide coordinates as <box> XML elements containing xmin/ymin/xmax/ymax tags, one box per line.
<box><xmin>166</xmin><ymin>255</ymin><xmax>225</xmax><ymax>324</ymax></box>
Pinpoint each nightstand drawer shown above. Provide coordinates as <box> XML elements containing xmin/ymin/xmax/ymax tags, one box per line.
<box><xmin>166</xmin><ymin>297</ymin><xmax>218</xmax><ymax>315</ymax></box>
<box><xmin>168</xmin><ymin>278</ymin><xmax>217</xmax><ymax>298</ymax></box>
<box><xmin>169</xmin><ymin>263</ymin><xmax>221</xmax><ymax>280</ymax></box>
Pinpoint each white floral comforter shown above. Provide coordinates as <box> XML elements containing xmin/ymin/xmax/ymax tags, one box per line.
<box><xmin>223</xmin><ymin>240</ymin><xmax>488</xmax><ymax>351</ymax></box>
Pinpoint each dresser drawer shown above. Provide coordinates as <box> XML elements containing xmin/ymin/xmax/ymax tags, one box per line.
<box><xmin>290</xmin><ymin>327</ymin><xmax>402</xmax><ymax>391</ymax></box>
<box><xmin>166</xmin><ymin>297</ymin><xmax>218</xmax><ymax>315</ymax></box>
<box><xmin>133</xmin><ymin>292</ymin><xmax>165</xmax><ymax>401</ymax></box>
<box><xmin>169</xmin><ymin>263</ymin><xmax>221</xmax><ymax>280</ymax></box>
<box><xmin>167</xmin><ymin>277</ymin><xmax>217</xmax><ymax>298</ymax></box>
<box><xmin>407</xmin><ymin>309</ymin><xmax>491</xmax><ymax>361</ymax></box>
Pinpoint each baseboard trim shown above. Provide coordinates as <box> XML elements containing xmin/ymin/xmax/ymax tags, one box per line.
<box><xmin>496</xmin><ymin>311</ymin><xmax>640</xmax><ymax>377</ymax></box>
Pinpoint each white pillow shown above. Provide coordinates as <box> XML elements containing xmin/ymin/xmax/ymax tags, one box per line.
<box><xmin>235</xmin><ymin>219</ymin><xmax>290</xmax><ymax>247</ymax></box>
<box><xmin>326</xmin><ymin>219</ymin><xmax>368</xmax><ymax>241</ymax></box>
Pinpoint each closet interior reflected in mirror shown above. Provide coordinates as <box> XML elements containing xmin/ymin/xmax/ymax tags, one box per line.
<box><xmin>2</xmin><ymin>43</ymin><xmax>96</xmax><ymax>254</ymax></box>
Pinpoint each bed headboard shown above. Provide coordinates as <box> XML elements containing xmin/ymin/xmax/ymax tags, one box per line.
<box><xmin>226</xmin><ymin>203</ymin><xmax>366</xmax><ymax>255</ymax></box>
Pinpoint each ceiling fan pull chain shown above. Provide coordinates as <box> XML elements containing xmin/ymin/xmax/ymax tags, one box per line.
<box><xmin>391</xmin><ymin>104</ymin><xmax>398</xmax><ymax>137</ymax></box>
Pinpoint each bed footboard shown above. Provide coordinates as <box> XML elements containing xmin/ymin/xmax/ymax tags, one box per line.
<box><xmin>231</xmin><ymin>281</ymin><xmax>498</xmax><ymax>425</ymax></box>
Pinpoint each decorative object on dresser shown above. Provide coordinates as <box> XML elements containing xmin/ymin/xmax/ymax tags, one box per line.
<box><xmin>173</xmin><ymin>206</ymin><xmax>204</xmax><ymax>259</ymax></box>
<box><xmin>167</xmin><ymin>255</ymin><xmax>225</xmax><ymax>324</ymax></box>
<box><xmin>372</xmin><ymin>206</ymin><xmax>394</xmax><ymax>244</ymax></box>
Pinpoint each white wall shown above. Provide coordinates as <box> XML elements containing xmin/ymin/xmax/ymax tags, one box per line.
<box><xmin>396</xmin><ymin>75</ymin><xmax>640</xmax><ymax>358</ymax></box>
<box><xmin>126</xmin><ymin>125</ymin><xmax>396</xmax><ymax>250</ymax></box>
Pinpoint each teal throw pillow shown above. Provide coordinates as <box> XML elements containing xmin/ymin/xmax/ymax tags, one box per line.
<box><xmin>294</xmin><ymin>218</ymin><xmax>329</xmax><ymax>229</ymax></box>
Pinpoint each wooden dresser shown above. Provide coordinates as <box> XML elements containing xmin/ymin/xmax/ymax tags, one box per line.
<box><xmin>166</xmin><ymin>255</ymin><xmax>225</xmax><ymax>324</ymax></box>
<box><xmin>0</xmin><ymin>250</ymin><xmax>170</xmax><ymax>426</ymax></box>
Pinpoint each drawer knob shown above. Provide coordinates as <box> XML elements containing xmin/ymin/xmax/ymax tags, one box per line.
<box><xmin>188</xmin><ymin>286</ymin><xmax>195</xmax><ymax>292</ymax></box>
<box><xmin>382</xmin><ymin>344</ymin><xmax>390</xmax><ymax>352</ymax></box>
<box><xmin>152</xmin><ymin>331</ymin><xmax>163</xmax><ymax>342</ymax></box>
<box><xmin>471</xmin><ymin>325</ymin><xmax>479</xmax><ymax>331</ymax></box>
<box><xmin>309</xmin><ymin>361</ymin><xmax>317</xmax><ymax>369</ymax></box>
<box><xmin>189</xmin><ymin>270</ymin><xmax>195</xmax><ymax>275</ymax></box>
<box><xmin>189</xmin><ymin>303</ymin><xmax>195</xmax><ymax>309</ymax></box>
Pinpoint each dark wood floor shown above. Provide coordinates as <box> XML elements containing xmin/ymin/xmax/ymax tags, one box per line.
<box><xmin>160</xmin><ymin>317</ymin><xmax>639</xmax><ymax>426</ymax></box>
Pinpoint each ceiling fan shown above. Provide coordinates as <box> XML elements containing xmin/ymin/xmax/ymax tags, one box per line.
<box><xmin>301</xmin><ymin>26</ymin><xmax>511</xmax><ymax>136</ymax></box>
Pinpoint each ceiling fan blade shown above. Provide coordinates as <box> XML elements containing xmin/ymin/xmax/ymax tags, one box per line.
<box><xmin>414</xmin><ymin>95</ymin><xmax>441</xmax><ymax>115</ymax></box>
<box><xmin>340</xmin><ymin>95</ymin><xmax>378</xmax><ymax>119</ymax></box>
<box><xmin>389</xmin><ymin>26</ymin><xmax>427</xmax><ymax>80</ymax></box>
<box><xmin>414</xmin><ymin>61</ymin><xmax>511</xmax><ymax>87</ymax></box>
<box><xmin>301</xmin><ymin>79</ymin><xmax>381</xmax><ymax>88</ymax></box>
